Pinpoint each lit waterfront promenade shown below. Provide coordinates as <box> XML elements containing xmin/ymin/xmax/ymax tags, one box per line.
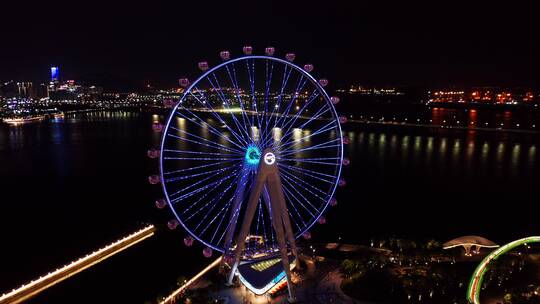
<box><xmin>0</xmin><ymin>225</ymin><xmax>155</xmax><ymax>304</ymax></box>
<box><xmin>159</xmin><ymin>257</ymin><xmax>222</xmax><ymax>304</ymax></box>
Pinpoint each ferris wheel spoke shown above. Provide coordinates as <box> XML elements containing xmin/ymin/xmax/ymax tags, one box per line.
<box><xmin>279</xmin><ymin>106</ymin><xmax>331</xmax><ymax>145</ymax></box>
<box><xmin>287</xmin><ymin>209</ymin><xmax>303</xmax><ymax>234</ymax></box>
<box><xmin>163</xmin><ymin>148</ymin><xmax>239</xmax><ymax>157</ymax></box>
<box><xmin>270</xmin><ymin>90</ymin><xmax>323</xmax><ymax>148</ymax></box>
<box><xmin>189</xmin><ymin>90</ymin><xmax>250</xmax><ymax>148</ymax></box>
<box><xmin>216</xmin><ymin>212</ymin><xmax>236</xmax><ymax>246</ymax></box>
<box><xmin>215</xmin><ymin>170</ymin><xmax>255</xmax><ymax>246</ymax></box>
<box><xmin>204</xmin><ymin>76</ymin><xmax>246</xmax><ymax>133</ymax></box>
<box><xmin>229</xmin><ymin>63</ymin><xmax>254</xmax><ymax>132</ymax></box>
<box><xmin>279</xmin><ymin>118</ymin><xmax>337</xmax><ymax>147</ymax></box>
<box><xmin>280</xmin><ymin>168</ymin><xmax>330</xmax><ymax>199</ymax></box>
<box><xmin>262</xmin><ymin>208</ymin><xmax>273</xmax><ymax>247</ymax></box>
<box><xmin>224</xmin><ymin>64</ymin><xmax>257</xmax><ymax>147</ymax></box>
<box><xmin>199</xmin><ymin>193</ymin><xmax>234</xmax><ymax>237</ymax></box>
<box><xmin>171</xmin><ymin>182</ymin><xmax>217</xmax><ymax>204</ymax></box>
<box><xmin>263</xmin><ymin>60</ymin><xmax>275</xmax><ymax>137</ymax></box>
<box><xmin>180</xmin><ymin>178</ymin><xmax>224</xmax><ymax>216</ymax></box>
<box><xmin>299</xmin><ymin>106</ymin><xmax>331</xmax><ymax>128</ymax></box>
<box><xmin>164</xmin><ymin>155</ymin><xmax>243</xmax><ymax>161</ymax></box>
<box><xmin>164</xmin><ymin>161</ymin><xmax>236</xmax><ymax>176</ymax></box>
<box><xmin>280</xmin><ymin>178</ymin><xmax>318</xmax><ymax>217</ymax></box>
<box><xmin>262</xmin><ymin>89</ymin><xmax>320</xmax><ymax>148</ymax></box>
<box><xmin>209</xmin><ymin>197</ymin><xmax>235</xmax><ymax>244</ymax></box>
<box><xmin>260</xmin><ymin>74</ymin><xmax>308</xmax><ymax>149</ymax></box>
<box><xmin>169</xmin><ymin>165</ymin><xmax>239</xmax><ymax>202</ymax></box>
<box><xmin>170</xmin><ymin>165</ymin><xmax>238</xmax><ymax>203</ymax></box>
<box><xmin>278</xmin><ymin>163</ymin><xmax>338</xmax><ymax>179</ymax></box>
<box><xmin>267</xmin><ymin>65</ymin><xmax>294</xmax><ymax>126</ymax></box>
<box><xmin>261</xmin><ymin>187</ymin><xmax>272</xmax><ymax>246</ymax></box>
<box><xmin>279</xmin><ymin>138</ymin><xmax>341</xmax><ymax>156</ymax></box>
<box><xmin>277</xmin><ymin>120</ymin><xmax>338</xmax><ymax>152</ymax></box>
<box><xmin>281</xmin><ymin>187</ymin><xmax>306</xmax><ymax>231</ymax></box>
<box><xmin>294</xmin><ymin>106</ymin><xmax>331</xmax><ymax>132</ymax></box>
<box><xmin>262</xmin><ymin>63</ymin><xmax>293</xmax><ymax>144</ymax></box>
<box><xmin>175</xmin><ymin>106</ymin><xmax>246</xmax><ymax>151</ymax></box>
<box><xmin>279</xmin><ymin>158</ymin><xmax>340</xmax><ymax>166</ymax></box>
<box><xmin>245</xmin><ymin>58</ymin><xmax>262</xmax><ymax>131</ymax></box>
<box><xmin>255</xmin><ymin>200</ymin><xmax>263</xmax><ymax>239</ymax></box>
<box><xmin>280</xmin><ymin>175</ymin><xmax>328</xmax><ymax>218</ymax></box>
<box><xmin>280</xmin><ymin>143</ymin><xmax>341</xmax><ymax>156</ymax></box>
<box><xmin>275</xmin><ymin>93</ymin><xmax>324</xmax><ymax>142</ymax></box>
<box><xmin>215</xmin><ymin>200</ymin><xmax>245</xmax><ymax>247</ymax></box>
<box><xmin>191</xmin><ymin>169</ymin><xmax>240</xmax><ymax>230</ymax></box>
<box><xmin>278</xmin><ymin>163</ymin><xmax>335</xmax><ymax>184</ymax></box>
<box><xmin>272</xmin><ymin>75</ymin><xmax>309</xmax><ymax>131</ymax></box>
<box><xmin>180</xmin><ymin>170</ymin><xmax>240</xmax><ymax>223</ymax></box>
<box><xmin>168</xmin><ymin>127</ymin><xmax>244</xmax><ymax>154</ymax></box>
<box><xmin>164</xmin><ymin>164</ymin><xmax>236</xmax><ymax>183</ymax></box>
<box><xmin>262</xmin><ymin>186</ymin><xmax>276</xmax><ymax>245</ymax></box>
<box><xmin>261</xmin><ymin>60</ymin><xmax>274</xmax><ymax>145</ymax></box>
<box><xmin>205</xmin><ymin>73</ymin><xmax>253</xmax><ymax>144</ymax></box>
<box><xmin>166</xmin><ymin>133</ymin><xmax>241</xmax><ymax>156</ymax></box>
<box><xmin>189</xmin><ymin>89</ymin><xmax>251</xmax><ymax>147</ymax></box>
<box><xmin>180</xmin><ymin>165</ymin><xmax>245</xmax><ymax>218</ymax></box>
<box><xmin>173</xmin><ymin>109</ymin><xmax>244</xmax><ymax>151</ymax></box>
<box><xmin>256</xmin><ymin>198</ymin><xmax>267</xmax><ymax>242</ymax></box>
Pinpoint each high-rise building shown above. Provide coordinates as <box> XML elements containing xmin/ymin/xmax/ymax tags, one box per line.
<box><xmin>36</xmin><ymin>83</ymin><xmax>49</xmax><ymax>99</ymax></box>
<box><xmin>51</xmin><ymin>66</ymin><xmax>59</xmax><ymax>82</ymax></box>
<box><xmin>49</xmin><ymin>66</ymin><xmax>60</xmax><ymax>93</ymax></box>
<box><xmin>17</xmin><ymin>82</ymin><xmax>34</xmax><ymax>98</ymax></box>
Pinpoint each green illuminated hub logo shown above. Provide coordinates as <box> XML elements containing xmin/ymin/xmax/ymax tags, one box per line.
<box><xmin>245</xmin><ymin>146</ymin><xmax>261</xmax><ymax>165</ymax></box>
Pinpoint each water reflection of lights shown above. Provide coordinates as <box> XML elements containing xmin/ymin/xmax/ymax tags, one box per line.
<box><xmin>251</xmin><ymin>126</ymin><xmax>260</xmax><ymax>142</ymax></box>
<box><xmin>271</xmin><ymin>127</ymin><xmax>282</xmax><ymax>142</ymax></box>
<box><xmin>378</xmin><ymin>134</ymin><xmax>386</xmax><ymax>149</ymax></box>
<box><xmin>511</xmin><ymin>144</ymin><xmax>521</xmax><ymax>172</ymax></box>
<box><xmin>346</xmin><ymin>130</ymin><xmax>539</xmax><ymax>180</ymax></box>
<box><xmin>496</xmin><ymin>143</ymin><xmax>505</xmax><ymax>163</ymax></box>
<box><xmin>452</xmin><ymin>140</ymin><xmax>461</xmax><ymax>164</ymax></box>
<box><xmin>529</xmin><ymin>146</ymin><xmax>537</xmax><ymax>166</ymax></box>
<box><xmin>177</xmin><ymin>117</ymin><xmax>186</xmax><ymax>130</ymax></box>
<box><xmin>292</xmin><ymin>128</ymin><xmax>302</xmax><ymax>140</ymax></box>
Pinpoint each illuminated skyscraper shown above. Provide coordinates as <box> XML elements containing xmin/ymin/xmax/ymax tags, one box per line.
<box><xmin>49</xmin><ymin>66</ymin><xmax>59</xmax><ymax>93</ymax></box>
<box><xmin>51</xmin><ymin>66</ymin><xmax>59</xmax><ymax>82</ymax></box>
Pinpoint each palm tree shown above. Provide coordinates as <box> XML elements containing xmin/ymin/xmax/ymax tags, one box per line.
<box><xmin>426</xmin><ymin>239</ymin><xmax>441</xmax><ymax>250</ymax></box>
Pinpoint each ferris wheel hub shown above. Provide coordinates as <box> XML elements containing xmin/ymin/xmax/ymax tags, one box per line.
<box><xmin>245</xmin><ymin>145</ymin><xmax>261</xmax><ymax>166</ymax></box>
<box><xmin>263</xmin><ymin>152</ymin><xmax>276</xmax><ymax>165</ymax></box>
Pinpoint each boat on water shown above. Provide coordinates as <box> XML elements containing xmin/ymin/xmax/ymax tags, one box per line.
<box><xmin>53</xmin><ymin>112</ymin><xmax>65</xmax><ymax>119</ymax></box>
<box><xmin>2</xmin><ymin>115</ymin><xmax>46</xmax><ymax>125</ymax></box>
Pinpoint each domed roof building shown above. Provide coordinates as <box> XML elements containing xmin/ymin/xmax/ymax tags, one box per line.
<box><xmin>443</xmin><ymin>236</ymin><xmax>499</xmax><ymax>256</ymax></box>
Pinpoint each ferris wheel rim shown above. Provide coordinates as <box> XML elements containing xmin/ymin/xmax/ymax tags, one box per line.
<box><xmin>159</xmin><ymin>54</ymin><xmax>344</xmax><ymax>253</ymax></box>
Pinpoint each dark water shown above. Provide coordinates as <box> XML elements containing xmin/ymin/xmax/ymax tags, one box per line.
<box><xmin>1</xmin><ymin>110</ymin><xmax>539</xmax><ymax>303</ymax></box>
<box><xmin>323</xmin><ymin>123</ymin><xmax>540</xmax><ymax>243</ymax></box>
<box><xmin>0</xmin><ymin>112</ymin><xmax>207</xmax><ymax>303</ymax></box>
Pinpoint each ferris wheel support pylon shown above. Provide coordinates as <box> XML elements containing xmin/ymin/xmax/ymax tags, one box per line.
<box><xmin>222</xmin><ymin>164</ymin><xmax>250</xmax><ymax>254</ymax></box>
<box><xmin>227</xmin><ymin>149</ymin><xmax>299</xmax><ymax>302</ymax></box>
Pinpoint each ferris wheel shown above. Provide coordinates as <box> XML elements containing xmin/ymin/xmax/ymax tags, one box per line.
<box><xmin>150</xmin><ymin>47</ymin><xmax>348</xmax><ymax>259</ymax></box>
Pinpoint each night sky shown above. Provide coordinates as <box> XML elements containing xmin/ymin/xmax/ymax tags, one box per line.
<box><xmin>1</xmin><ymin>1</ymin><xmax>539</xmax><ymax>88</ymax></box>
